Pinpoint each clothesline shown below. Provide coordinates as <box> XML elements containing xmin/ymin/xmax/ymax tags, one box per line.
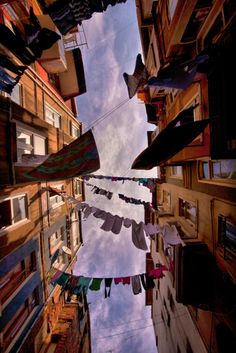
<box><xmin>84</xmin><ymin>180</ymin><xmax>153</xmax><ymax>209</ymax></box>
<box><xmin>82</xmin><ymin>174</ymin><xmax>161</xmax><ymax>192</ymax></box>
<box><xmin>49</xmin><ymin>188</ymin><xmax>186</xmax><ymax>251</ymax></box>
<box><xmin>49</xmin><ymin>263</ymin><xmax>169</xmax><ymax>298</ymax></box>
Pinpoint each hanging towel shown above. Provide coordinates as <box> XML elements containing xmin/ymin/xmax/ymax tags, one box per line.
<box><xmin>132</xmin><ymin>221</ymin><xmax>148</xmax><ymax>250</ymax></box>
<box><xmin>100</xmin><ymin>212</ymin><xmax>115</xmax><ymax>232</ymax></box>
<box><xmin>74</xmin><ymin>276</ymin><xmax>92</xmax><ymax>295</ymax></box>
<box><xmin>143</xmin><ymin>223</ymin><xmax>161</xmax><ymax>237</ymax></box>
<box><xmin>111</xmin><ymin>215</ymin><xmax>123</xmax><ymax>234</ymax></box>
<box><xmin>55</xmin><ymin>273</ymin><xmax>70</xmax><ymax>286</ymax></box>
<box><xmin>104</xmin><ymin>278</ymin><xmax>113</xmax><ymax>298</ymax></box>
<box><xmin>24</xmin><ymin>129</ymin><xmax>100</xmax><ymax>181</ymax></box>
<box><xmin>132</xmin><ymin>275</ymin><xmax>142</xmax><ymax>295</ymax></box>
<box><xmin>50</xmin><ymin>270</ymin><xmax>63</xmax><ymax>284</ymax></box>
<box><xmin>89</xmin><ymin>278</ymin><xmax>103</xmax><ymax>291</ymax></box>
<box><xmin>161</xmin><ymin>224</ymin><xmax>186</xmax><ymax>250</ymax></box>
<box><xmin>83</xmin><ymin>206</ymin><xmax>93</xmax><ymax>219</ymax></box>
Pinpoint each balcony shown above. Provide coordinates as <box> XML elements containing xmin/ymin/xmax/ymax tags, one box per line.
<box><xmin>58</xmin><ymin>48</ymin><xmax>86</xmax><ymax>100</ymax></box>
<box><xmin>37</xmin><ymin>15</ymin><xmax>67</xmax><ymax>73</ymax></box>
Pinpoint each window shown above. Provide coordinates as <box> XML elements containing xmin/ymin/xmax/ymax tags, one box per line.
<box><xmin>0</xmin><ymin>194</ymin><xmax>28</xmax><ymax>231</ymax></box>
<box><xmin>73</xmin><ymin>178</ymin><xmax>82</xmax><ymax>195</ymax></box>
<box><xmin>179</xmin><ymin>198</ymin><xmax>197</xmax><ymax>227</ymax></box>
<box><xmin>70</xmin><ymin>122</ymin><xmax>80</xmax><ymax>138</ymax></box>
<box><xmin>170</xmin><ymin>166</ymin><xmax>183</xmax><ymax>178</ymax></box>
<box><xmin>17</xmin><ymin>126</ymin><xmax>46</xmax><ymax>163</ymax></box>
<box><xmin>168</xmin><ymin>0</ymin><xmax>178</xmax><ymax>21</ymax></box>
<box><xmin>218</xmin><ymin>215</ymin><xmax>236</xmax><ymax>259</ymax></box>
<box><xmin>10</xmin><ymin>84</ymin><xmax>22</xmax><ymax>105</ymax></box>
<box><xmin>45</xmin><ymin>104</ymin><xmax>61</xmax><ymax>128</ymax></box>
<box><xmin>49</xmin><ymin>184</ymin><xmax>64</xmax><ymax>208</ymax></box>
<box><xmin>48</xmin><ymin>227</ymin><xmax>64</xmax><ymax>257</ymax></box>
<box><xmin>198</xmin><ymin>160</ymin><xmax>236</xmax><ymax>183</ymax></box>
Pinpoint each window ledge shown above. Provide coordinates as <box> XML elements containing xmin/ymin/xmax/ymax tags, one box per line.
<box><xmin>198</xmin><ymin>179</ymin><xmax>236</xmax><ymax>188</ymax></box>
<box><xmin>0</xmin><ymin>219</ymin><xmax>31</xmax><ymax>237</ymax></box>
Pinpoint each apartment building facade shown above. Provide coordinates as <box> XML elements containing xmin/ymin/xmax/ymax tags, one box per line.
<box><xmin>136</xmin><ymin>1</ymin><xmax>236</xmax><ymax>352</ymax></box>
<box><xmin>0</xmin><ymin>1</ymin><xmax>91</xmax><ymax>352</ymax></box>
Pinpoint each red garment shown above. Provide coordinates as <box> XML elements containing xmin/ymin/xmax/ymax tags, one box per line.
<box><xmin>148</xmin><ymin>266</ymin><xmax>168</xmax><ymax>279</ymax></box>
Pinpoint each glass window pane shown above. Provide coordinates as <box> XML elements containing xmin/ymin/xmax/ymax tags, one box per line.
<box><xmin>212</xmin><ymin>162</ymin><xmax>221</xmax><ymax>178</ymax></box>
<box><xmin>34</xmin><ymin>135</ymin><xmax>46</xmax><ymax>155</ymax></box>
<box><xmin>10</xmin><ymin>84</ymin><xmax>21</xmax><ymax>105</ymax></box>
<box><xmin>219</xmin><ymin>160</ymin><xmax>236</xmax><ymax>179</ymax></box>
<box><xmin>0</xmin><ymin>200</ymin><xmax>12</xmax><ymax>228</ymax></box>
<box><xmin>12</xmin><ymin>196</ymin><xmax>27</xmax><ymax>223</ymax></box>
<box><xmin>17</xmin><ymin>131</ymin><xmax>32</xmax><ymax>146</ymax></box>
<box><xmin>202</xmin><ymin>162</ymin><xmax>209</xmax><ymax>178</ymax></box>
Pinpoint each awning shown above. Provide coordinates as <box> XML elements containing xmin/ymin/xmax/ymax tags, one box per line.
<box><xmin>24</xmin><ymin>129</ymin><xmax>100</xmax><ymax>181</ymax></box>
<box><xmin>132</xmin><ymin>109</ymin><xmax>209</xmax><ymax>170</ymax></box>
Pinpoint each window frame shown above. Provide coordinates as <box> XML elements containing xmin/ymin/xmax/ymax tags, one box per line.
<box><xmin>15</xmin><ymin>123</ymin><xmax>47</xmax><ymax>164</ymax></box>
<box><xmin>0</xmin><ymin>194</ymin><xmax>28</xmax><ymax>232</ymax></box>
<box><xmin>178</xmin><ymin>197</ymin><xmax>198</xmax><ymax>231</ymax></box>
<box><xmin>48</xmin><ymin>183</ymin><xmax>65</xmax><ymax>209</ymax></box>
<box><xmin>198</xmin><ymin>160</ymin><xmax>236</xmax><ymax>187</ymax></box>
<box><xmin>44</xmin><ymin>103</ymin><xmax>61</xmax><ymax>129</ymax></box>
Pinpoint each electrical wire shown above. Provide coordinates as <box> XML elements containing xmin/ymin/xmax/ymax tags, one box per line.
<box><xmin>84</xmin><ymin>97</ymin><xmax>130</xmax><ymax>132</ymax></box>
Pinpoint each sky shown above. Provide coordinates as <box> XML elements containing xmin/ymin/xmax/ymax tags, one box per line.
<box><xmin>74</xmin><ymin>1</ymin><xmax>157</xmax><ymax>352</ymax></box>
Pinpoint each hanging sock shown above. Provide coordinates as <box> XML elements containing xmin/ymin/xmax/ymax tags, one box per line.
<box><xmin>89</xmin><ymin>278</ymin><xmax>103</xmax><ymax>291</ymax></box>
<box><xmin>104</xmin><ymin>278</ymin><xmax>113</xmax><ymax>298</ymax></box>
<box><xmin>132</xmin><ymin>275</ymin><xmax>142</xmax><ymax>295</ymax></box>
<box><xmin>111</xmin><ymin>215</ymin><xmax>123</xmax><ymax>234</ymax></box>
<box><xmin>123</xmin><ymin>218</ymin><xmax>132</xmax><ymax>228</ymax></box>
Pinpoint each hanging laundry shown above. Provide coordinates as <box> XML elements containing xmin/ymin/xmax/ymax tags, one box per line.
<box><xmin>0</xmin><ymin>54</ymin><xmax>26</xmax><ymax>75</ymax></box>
<box><xmin>87</xmin><ymin>183</ymin><xmax>113</xmax><ymax>200</ymax></box>
<box><xmin>131</xmin><ymin>220</ymin><xmax>148</xmax><ymax>251</ymax></box>
<box><xmin>140</xmin><ymin>273</ymin><xmax>155</xmax><ymax>290</ymax></box>
<box><xmin>104</xmin><ymin>278</ymin><xmax>113</xmax><ymax>298</ymax></box>
<box><xmin>160</xmin><ymin>223</ymin><xmax>186</xmax><ymax>250</ymax></box>
<box><xmin>148</xmin><ymin>265</ymin><xmax>168</xmax><ymax>279</ymax></box>
<box><xmin>50</xmin><ymin>190</ymin><xmax>186</xmax><ymax>250</ymax></box>
<box><xmin>49</xmin><ymin>264</ymin><xmax>169</xmax><ymax>298</ymax></box>
<box><xmin>118</xmin><ymin>193</ymin><xmax>152</xmax><ymax>209</ymax></box>
<box><xmin>38</xmin><ymin>0</ymin><xmax>127</xmax><ymax>36</ymax></box>
<box><xmin>0</xmin><ymin>23</ymin><xmax>36</xmax><ymax>65</ymax></box>
<box><xmin>82</xmin><ymin>174</ymin><xmax>161</xmax><ymax>192</ymax></box>
<box><xmin>24</xmin><ymin>129</ymin><xmax>100</xmax><ymax>181</ymax></box>
<box><xmin>74</xmin><ymin>276</ymin><xmax>92</xmax><ymax>295</ymax></box>
<box><xmin>114</xmin><ymin>277</ymin><xmax>130</xmax><ymax>285</ymax></box>
<box><xmin>89</xmin><ymin>278</ymin><xmax>103</xmax><ymax>291</ymax></box>
<box><xmin>123</xmin><ymin>53</ymin><xmax>148</xmax><ymax>99</ymax></box>
<box><xmin>148</xmin><ymin>51</ymin><xmax>209</xmax><ymax>90</ymax></box>
<box><xmin>131</xmin><ymin>275</ymin><xmax>142</xmax><ymax>295</ymax></box>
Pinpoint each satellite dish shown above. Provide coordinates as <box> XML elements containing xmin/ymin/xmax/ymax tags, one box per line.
<box><xmin>62</xmin><ymin>246</ymin><xmax>72</xmax><ymax>255</ymax></box>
